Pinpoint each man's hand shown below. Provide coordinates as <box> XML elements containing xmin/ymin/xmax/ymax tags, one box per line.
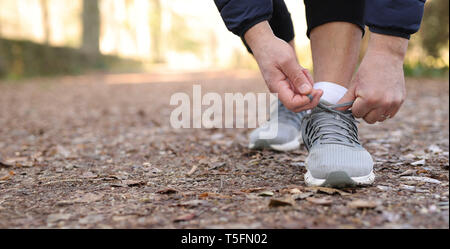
<box><xmin>339</xmin><ymin>33</ymin><xmax>409</xmax><ymax>124</ymax></box>
<box><xmin>245</xmin><ymin>21</ymin><xmax>322</xmax><ymax>112</ymax></box>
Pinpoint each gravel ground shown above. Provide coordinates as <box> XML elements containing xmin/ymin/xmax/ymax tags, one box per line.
<box><xmin>0</xmin><ymin>71</ymin><xmax>448</xmax><ymax>229</ymax></box>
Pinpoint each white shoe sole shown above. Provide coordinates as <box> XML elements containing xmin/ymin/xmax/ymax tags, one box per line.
<box><xmin>304</xmin><ymin>170</ymin><xmax>375</xmax><ymax>188</ymax></box>
<box><xmin>249</xmin><ymin>135</ymin><xmax>301</xmax><ymax>152</ymax></box>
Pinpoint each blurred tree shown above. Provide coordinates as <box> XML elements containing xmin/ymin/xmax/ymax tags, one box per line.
<box><xmin>419</xmin><ymin>0</ymin><xmax>449</xmax><ymax>58</ymax></box>
<box><xmin>40</xmin><ymin>0</ymin><xmax>50</xmax><ymax>45</ymax></box>
<box><xmin>81</xmin><ymin>0</ymin><xmax>100</xmax><ymax>56</ymax></box>
<box><xmin>149</xmin><ymin>0</ymin><xmax>164</xmax><ymax>63</ymax></box>
<box><xmin>125</xmin><ymin>0</ymin><xmax>138</xmax><ymax>55</ymax></box>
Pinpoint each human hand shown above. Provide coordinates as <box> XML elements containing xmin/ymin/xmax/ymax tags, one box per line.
<box><xmin>338</xmin><ymin>33</ymin><xmax>409</xmax><ymax>124</ymax></box>
<box><xmin>245</xmin><ymin>21</ymin><xmax>323</xmax><ymax>112</ymax></box>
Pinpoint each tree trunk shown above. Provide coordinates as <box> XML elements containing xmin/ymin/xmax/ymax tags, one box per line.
<box><xmin>149</xmin><ymin>0</ymin><xmax>164</xmax><ymax>63</ymax></box>
<box><xmin>41</xmin><ymin>0</ymin><xmax>50</xmax><ymax>45</ymax></box>
<box><xmin>81</xmin><ymin>0</ymin><xmax>100</xmax><ymax>56</ymax></box>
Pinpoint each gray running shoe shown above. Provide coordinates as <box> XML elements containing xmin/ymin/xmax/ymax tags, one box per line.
<box><xmin>249</xmin><ymin>100</ymin><xmax>304</xmax><ymax>152</ymax></box>
<box><xmin>301</xmin><ymin>99</ymin><xmax>375</xmax><ymax>187</ymax></box>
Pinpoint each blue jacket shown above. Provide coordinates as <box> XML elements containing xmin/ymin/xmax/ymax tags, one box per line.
<box><xmin>214</xmin><ymin>0</ymin><xmax>425</xmax><ymax>40</ymax></box>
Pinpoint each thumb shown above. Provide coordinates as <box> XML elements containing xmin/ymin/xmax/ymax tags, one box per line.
<box><xmin>336</xmin><ymin>85</ymin><xmax>356</xmax><ymax>111</ymax></box>
<box><xmin>281</xmin><ymin>59</ymin><xmax>313</xmax><ymax>95</ymax></box>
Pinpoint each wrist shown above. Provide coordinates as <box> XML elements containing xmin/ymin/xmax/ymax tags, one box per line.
<box><xmin>244</xmin><ymin>21</ymin><xmax>276</xmax><ymax>53</ymax></box>
<box><xmin>367</xmin><ymin>33</ymin><xmax>408</xmax><ymax>62</ymax></box>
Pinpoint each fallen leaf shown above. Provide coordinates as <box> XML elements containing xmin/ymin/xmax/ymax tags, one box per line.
<box><xmin>427</xmin><ymin>144</ymin><xmax>442</xmax><ymax>154</ymax></box>
<box><xmin>241</xmin><ymin>187</ymin><xmax>266</xmax><ymax>193</ymax></box>
<box><xmin>269</xmin><ymin>199</ymin><xmax>294</xmax><ymax>207</ymax></box>
<box><xmin>187</xmin><ymin>165</ymin><xmax>198</xmax><ymax>175</ymax></box>
<box><xmin>376</xmin><ymin>185</ymin><xmax>393</xmax><ymax>191</ymax></box>
<box><xmin>81</xmin><ymin>171</ymin><xmax>98</xmax><ymax>179</ymax></box>
<box><xmin>306</xmin><ymin>187</ymin><xmax>350</xmax><ymax>196</ymax></box>
<box><xmin>416</xmin><ymin>169</ymin><xmax>429</xmax><ymax>174</ymax></box>
<box><xmin>400</xmin><ymin>185</ymin><xmax>416</xmax><ymax>191</ymax></box>
<box><xmin>258</xmin><ymin>191</ymin><xmax>274</xmax><ymax>197</ymax></box>
<box><xmin>289</xmin><ymin>188</ymin><xmax>301</xmax><ymax>194</ymax></box>
<box><xmin>398</xmin><ymin>169</ymin><xmax>416</xmax><ymax>177</ymax></box>
<box><xmin>292</xmin><ymin>192</ymin><xmax>314</xmax><ymax>200</ymax></box>
<box><xmin>401</xmin><ymin>176</ymin><xmax>441</xmax><ymax>184</ymax></box>
<box><xmin>76</xmin><ymin>193</ymin><xmax>104</xmax><ymax>203</ymax></box>
<box><xmin>47</xmin><ymin>213</ymin><xmax>71</xmax><ymax>223</ymax></box>
<box><xmin>198</xmin><ymin>192</ymin><xmax>231</xmax><ymax>199</ymax></box>
<box><xmin>56</xmin><ymin>145</ymin><xmax>71</xmax><ymax>158</ymax></box>
<box><xmin>403</xmin><ymin>153</ymin><xmax>417</xmax><ymax>160</ymax></box>
<box><xmin>123</xmin><ymin>180</ymin><xmax>146</xmax><ymax>187</ymax></box>
<box><xmin>178</xmin><ymin>200</ymin><xmax>210</xmax><ymax>208</ymax></box>
<box><xmin>347</xmin><ymin>199</ymin><xmax>378</xmax><ymax>209</ymax></box>
<box><xmin>291</xmin><ymin>162</ymin><xmax>305</xmax><ymax>167</ymax></box>
<box><xmin>174</xmin><ymin>213</ymin><xmax>196</xmax><ymax>222</ymax></box>
<box><xmin>0</xmin><ymin>161</ymin><xmax>13</xmax><ymax>168</ymax></box>
<box><xmin>0</xmin><ymin>175</ymin><xmax>10</xmax><ymax>181</ymax></box>
<box><xmin>411</xmin><ymin>159</ymin><xmax>426</xmax><ymax>166</ymax></box>
<box><xmin>110</xmin><ymin>183</ymin><xmax>127</xmax><ymax>188</ymax></box>
<box><xmin>79</xmin><ymin>215</ymin><xmax>104</xmax><ymax>224</ymax></box>
<box><xmin>156</xmin><ymin>188</ymin><xmax>178</xmax><ymax>194</ymax></box>
<box><xmin>209</xmin><ymin>162</ymin><xmax>226</xmax><ymax>170</ymax></box>
<box><xmin>306</xmin><ymin>197</ymin><xmax>333</xmax><ymax>205</ymax></box>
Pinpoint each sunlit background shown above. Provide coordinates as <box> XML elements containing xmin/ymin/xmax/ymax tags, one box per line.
<box><xmin>0</xmin><ymin>0</ymin><xmax>448</xmax><ymax>79</ymax></box>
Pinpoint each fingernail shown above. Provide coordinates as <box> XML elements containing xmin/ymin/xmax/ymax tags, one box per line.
<box><xmin>299</xmin><ymin>84</ymin><xmax>311</xmax><ymax>94</ymax></box>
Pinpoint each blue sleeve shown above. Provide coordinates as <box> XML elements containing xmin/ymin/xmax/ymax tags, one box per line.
<box><xmin>365</xmin><ymin>0</ymin><xmax>426</xmax><ymax>39</ymax></box>
<box><xmin>214</xmin><ymin>0</ymin><xmax>273</xmax><ymax>37</ymax></box>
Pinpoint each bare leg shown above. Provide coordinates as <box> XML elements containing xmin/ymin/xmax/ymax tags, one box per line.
<box><xmin>310</xmin><ymin>22</ymin><xmax>362</xmax><ymax>88</ymax></box>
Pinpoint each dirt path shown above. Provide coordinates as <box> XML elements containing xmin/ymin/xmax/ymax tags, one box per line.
<box><xmin>0</xmin><ymin>71</ymin><xmax>448</xmax><ymax>228</ymax></box>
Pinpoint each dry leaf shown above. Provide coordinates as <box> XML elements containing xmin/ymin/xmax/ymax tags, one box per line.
<box><xmin>156</xmin><ymin>188</ymin><xmax>178</xmax><ymax>194</ymax></box>
<box><xmin>347</xmin><ymin>199</ymin><xmax>378</xmax><ymax>209</ymax></box>
<box><xmin>241</xmin><ymin>187</ymin><xmax>265</xmax><ymax>193</ymax></box>
<box><xmin>174</xmin><ymin>213</ymin><xmax>196</xmax><ymax>222</ymax></box>
<box><xmin>258</xmin><ymin>191</ymin><xmax>274</xmax><ymax>197</ymax></box>
<box><xmin>178</xmin><ymin>200</ymin><xmax>210</xmax><ymax>208</ymax></box>
<box><xmin>306</xmin><ymin>197</ymin><xmax>333</xmax><ymax>205</ymax></box>
<box><xmin>0</xmin><ymin>175</ymin><xmax>11</xmax><ymax>181</ymax></box>
<box><xmin>289</xmin><ymin>188</ymin><xmax>301</xmax><ymax>194</ymax></box>
<box><xmin>411</xmin><ymin>159</ymin><xmax>426</xmax><ymax>166</ymax></box>
<box><xmin>398</xmin><ymin>169</ymin><xmax>416</xmax><ymax>177</ymax></box>
<box><xmin>47</xmin><ymin>213</ymin><xmax>72</xmax><ymax>223</ymax></box>
<box><xmin>401</xmin><ymin>176</ymin><xmax>441</xmax><ymax>184</ymax></box>
<box><xmin>269</xmin><ymin>199</ymin><xmax>293</xmax><ymax>207</ymax></box>
<box><xmin>187</xmin><ymin>165</ymin><xmax>198</xmax><ymax>175</ymax></box>
<box><xmin>76</xmin><ymin>193</ymin><xmax>104</xmax><ymax>203</ymax></box>
<box><xmin>123</xmin><ymin>180</ymin><xmax>146</xmax><ymax>187</ymax></box>
<box><xmin>81</xmin><ymin>171</ymin><xmax>98</xmax><ymax>179</ymax></box>
<box><xmin>292</xmin><ymin>192</ymin><xmax>314</xmax><ymax>200</ymax></box>
<box><xmin>427</xmin><ymin>145</ymin><xmax>442</xmax><ymax>154</ymax></box>
<box><xmin>199</xmin><ymin>192</ymin><xmax>231</xmax><ymax>199</ymax></box>
<box><xmin>0</xmin><ymin>161</ymin><xmax>13</xmax><ymax>169</ymax></box>
<box><xmin>306</xmin><ymin>187</ymin><xmax>350</xmax><ymax>196</ymax></box>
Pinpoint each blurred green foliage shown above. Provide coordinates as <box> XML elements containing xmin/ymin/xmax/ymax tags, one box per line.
<box><xmin>404</xmin><ymin>62</ymin><xmax>449</xmax><ymax>78</ymax></box>
<box><xmin>419</xmin><ymin>0</ymin><xmax>449</xmax><ymax>59</ymax></box>
<box><xmin>0</xmin><ymin>38</ymin><xmax>141</xmax><ymax>79</ymax></box>
<box><xmin>404</xmin><ymin>0</ymin><xmax>449</xmax><ymax>78</ymax></box>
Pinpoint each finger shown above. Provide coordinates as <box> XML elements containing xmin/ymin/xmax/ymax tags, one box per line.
<box><xmin>386</xmin><ymin>98</ymin><xmax>404</xmax><ymax>119</ymax></box>
<box><xmin>274</xmin><ymin>80</ymin><xmax>312</xmax><ymax>111</ymax></box>
<box><xmin>303</xmin><ymin>68</ymin><xmax>314</xmax><ymax>86</ymax></box>
<box><xmin>352</xmin><ymin>97</ymin><xmax>373</xmax><ymax>119</ymax></box>
<box><xmin>364</xmin><ymin>109</ymin><xmax>386</xmax><ymax>124</ymax></box>
<box><xmin>387</xmin><ymin>105</ymin><xmax>401</xmax><ymax>119</ymax></box>
<box><xmin>336</xmin><ymin>85</ymin><xmax>356</xmax><ymax>111</ymax></box>
<box><xmin>292</xmin><ymin>89</ymin><xmax>323</xmax><ymax>112</ymax></box>
<box><xmin>281</xmin><ymin>60</ymin><xmax>313</xmax><ymax>95</ymax></box>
